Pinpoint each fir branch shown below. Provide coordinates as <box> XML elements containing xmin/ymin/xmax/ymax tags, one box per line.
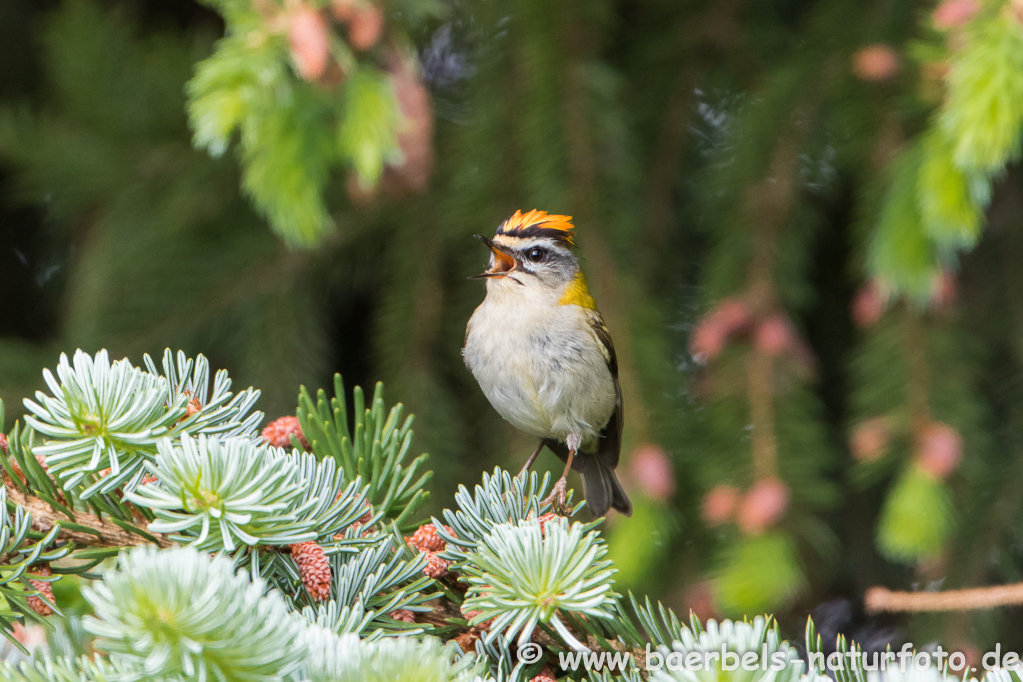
<box><xmin>23</xmin><ymin>350</ymin><xmax>183</xmax><ymax>495</ymax></box>
<box><xmin>297</xmin><ymin>377</ymin><xmax>431</xmax><ymax>527</ymax></box>
<box><xmin>462</xmin><ymin>517</ymin><xmax>616</xmax><ymax>650</ymax></box>
<box><xmin>127</xmin><ymin>435</ymin><xmax>361</xmax><ymax>551</ymax></box>
<box><xmin>301</xmin><ymin>631</ymin><xmax>481</xmax><ymax>682</ymax></box>
<box><xmin>2</xmin><ymin>481</ymin><xmax>172</xmax><ymax>552</ymax></box>
<box><xmin>143</xmin><ymin>349</ymin><xmax>263</xmax><ymax>443</ymax></box>
<box><xmin>23</xmin><ymin>350</ymin><xmax>263</xmax><ymax>498</ymax></box>
<box><xmin>648</xmin><ymin>615</ymin><xmax>803</xmax><ymax>682</ymax></box>
<box><xmin>0</xmin><ymin>655</ymin><xmax>128</xmax><ymax>682</ymax></box>
<box><xmin>85</xmin><ymin>546</ymin><xmax>307</xmax><ymax>680</ymax></box>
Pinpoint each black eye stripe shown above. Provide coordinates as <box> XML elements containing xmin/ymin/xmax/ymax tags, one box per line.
<box><xmin>512</xmin><ymin>241</ymin><xmax>576</xmax><ymax>269</ymax></box>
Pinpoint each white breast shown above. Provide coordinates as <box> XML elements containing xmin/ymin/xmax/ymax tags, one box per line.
<box><xmin>463</xmin><ymin>280</ymin><xmax>616</xmax><ymax>446</ymax></box>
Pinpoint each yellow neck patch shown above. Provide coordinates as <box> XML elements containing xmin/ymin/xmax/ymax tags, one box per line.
<box><xmin>559</xmin><ymin>272</ymin><xmax>597</xmax><ymax>309</ymax></box>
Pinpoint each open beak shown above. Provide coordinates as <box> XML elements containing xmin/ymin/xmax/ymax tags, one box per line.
<box><xmin>468</xmin><ymin>235</ymin><xmax>517</xmax><ymax>279</ymax></box>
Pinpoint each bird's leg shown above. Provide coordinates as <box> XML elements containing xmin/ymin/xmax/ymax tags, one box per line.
<box><xmin>543</xmin><ymin>434</ymin><xmax>580</xmax><ymax>513</ymax></box>
<box><xmin>518</xmin><ymin>441</ymin><xmax>545</xmax><ymax>478</ymax></box>
<box><xmin>543</xmin><ymin>449</ymin><xmax>575</xmax><ymax>512</ymax></box>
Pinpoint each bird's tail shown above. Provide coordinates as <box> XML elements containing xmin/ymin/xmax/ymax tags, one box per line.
<box><xmin>580</xmin><ymin>456</ymin><xmax>633</xmax><ymax>518</ymax></box>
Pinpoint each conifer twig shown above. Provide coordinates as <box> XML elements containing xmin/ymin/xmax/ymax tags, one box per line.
<box><xmin>417</xmin><ymin>597</ymin><xmax>564</xmax><ymax>650</ymax></box>
<box><xmin>747</xmin><ymin>351</ymin><xmax>779</xmax><ymax>480</ymax></box>
<box><xmin>865</xmin><ymin>583</ymin><xmax>1023</xmax><ymax>613</ymax></box>
<box><xmin>4</xmin><ymin>482</ymin><xmax>173</xmax><ymax>550</ymax></box>
<box><xmin>744</xmin><ymin>135</ymin><xmax>802</xmax><ymax>480</ymax></box>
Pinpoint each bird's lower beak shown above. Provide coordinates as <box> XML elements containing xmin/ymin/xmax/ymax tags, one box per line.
<box><xmin>469</xmin><ymin>235</ymin><xmax>517</xmax><ymax>279</ymax></box>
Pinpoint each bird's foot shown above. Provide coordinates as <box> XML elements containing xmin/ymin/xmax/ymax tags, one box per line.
<box><xmin>542</xmin><ymin>477</ymin><xmax>569</xmax><ymax>514</ymax></box>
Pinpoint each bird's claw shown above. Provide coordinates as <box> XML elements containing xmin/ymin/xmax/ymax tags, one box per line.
<box><xmin>542</xmin><ymin>477</ymin><xmax>569</xmax><ymax>514</ymax></box>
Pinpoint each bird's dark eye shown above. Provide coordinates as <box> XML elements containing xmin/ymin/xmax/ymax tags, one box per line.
<box><xmin>526</xmin><ymin>247</ymin><xmax>546</xmax><ymax>263</ymax></box>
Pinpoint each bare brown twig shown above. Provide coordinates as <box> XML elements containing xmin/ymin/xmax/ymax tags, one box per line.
<box><xmin>866</xmin><ymin>583</ymin><xmax>1023</xmax><ymax>613</ymax></box>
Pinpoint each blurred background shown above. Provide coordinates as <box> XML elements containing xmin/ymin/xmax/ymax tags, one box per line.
<box><xmin>3</xmin><ymin>0</ymin><xmax>1023</xmax><ymax>658</ymax></box>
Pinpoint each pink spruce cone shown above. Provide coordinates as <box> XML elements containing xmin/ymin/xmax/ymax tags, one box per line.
<box><xmin>289</xmin><ymin>5</ymin><xmax>330</xmax><ymax>81</ymax></box>
<box><xmin>348</xmin><ymin>4</ymin><xmax>383</xmax><ymax>50</ymax></box>
<box><xmin>422</xmin><ymin>551</ymin><xmax>451</xmax><ymax>579</ymax></box>
<box><xmin>690</xmin><ymin>298</ymin><xmax>752</xmax><ymax>361</ymax></box>
<box><xmin>754</xmin><ymin>315</ymin><xmax>795</xmax><ymax>357</ymax></box>
<box><xmin>537</xmin><ymin>512</ymin><xmax>559</xmax><ymax>535</ymax></box>
<box><xmin>262</xmin><ymin>416</ymin><xmax>310</xmax><ymax>450</ymax></box>
<box><xmin>916</xmin><ymin>421</ymin><xmax>963</xmax><ymax>479</ymax></box>
<box><xmin>737</xmin><ymin>478</ymin><xmax>790</xmax><ymax>534</ymax></box>
<box><xmin>389</xmin><ymin>608</ymin><xmax>416</xmax><ymax>623</ymax></box>
<box><xmin>852</xmin><ymin>280</ymin><xmax>888</xmax><ymax>328</ymax></box>
<box><xmin>630</xmin><ymin>443</ymin><xmax>675</xmax><ymax>501</ymax></box>
<box><xmin>407</xmin><ymin>523</ymin><xmax>453</xmax><ymax>552</ymax></box>
<box><xmin>933</xmin><ymin>0</ymin><xmax>980</xmax><ymax>29</ymax></box>
<box><xmin>853</xmin><ymin>45</ymin><xmax>900</xmax><ymax>82</ymax></box>
<box><xmin>851</xmin><ymin>417</ymin><xmax>890</xmax><ymax>462</ymax></box>
<box><xmin>291</xmin><ymin>541</ymin><xmax>332</xmax><ymax>602</ymax></box>
<box><xmin>702</xmin><ymin>485</ymin><xmax>740</xmax><ymax>526</ymax></box>
<box><xmin>26</xmin><ymin>565</ymin><xmax>54</xmax><ymax>617</ymax></box>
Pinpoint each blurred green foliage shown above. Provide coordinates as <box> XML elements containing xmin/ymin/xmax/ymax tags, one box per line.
<box><xmin>6</xmin><ymin>0</ymin><xmax>1023</xmax><ymax>653</ymax></box>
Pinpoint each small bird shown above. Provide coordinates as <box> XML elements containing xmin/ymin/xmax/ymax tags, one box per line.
<box><xmin>463</xmin><ymin>210</ymin><xmax>632</xmax><ymax>517</ymax></box>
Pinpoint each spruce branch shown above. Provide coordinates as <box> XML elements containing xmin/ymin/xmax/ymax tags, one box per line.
<box><xmin>940</xmin><ymin>11</ymin><xmax>1023</xmax><ymax>173</ymax></box>
<box><xmin>683</xmin><ymin>119</ymin><xmax>821</xmax><ymax>614</ymax></box>
<box><xmin>855</xmin><ymin>310</ymin><xmax>962</xmax><ymax>564</ymax></box>
<box><xmin>743</xmin><ymin>130</ymin><xmax>803</xmax><ymax>482</ymax></box>
<box><xmin>747</xmin><ymin>349</ymin><xmax>779</xmax><ymax>481</ymax></box>
<box><xmin>185</xmin><ymin>0</ymin><xmax>424</xmax><ymax>245</ymax></box>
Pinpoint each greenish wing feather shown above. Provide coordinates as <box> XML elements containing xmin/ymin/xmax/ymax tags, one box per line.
<box><xmin>587</xmin><ymin>310</ymin><xmax>623</xmax><ymax>468</ymax></box>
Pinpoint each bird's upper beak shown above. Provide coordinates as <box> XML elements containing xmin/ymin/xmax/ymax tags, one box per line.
<box><xmin>469</xmin><ymin>235</ymin><xmax>517</xmax><ymax>279</ymax></box>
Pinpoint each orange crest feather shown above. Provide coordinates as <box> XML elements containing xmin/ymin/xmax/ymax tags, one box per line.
<box><xmin>496</xmin><ymin>210</ymin><xmax>576</xmax><ymax>246</ymax></box>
